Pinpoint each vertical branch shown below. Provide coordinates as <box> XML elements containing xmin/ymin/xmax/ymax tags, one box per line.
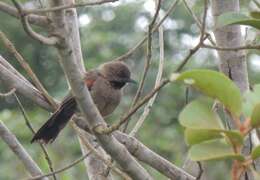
<box><xmin>211</xmin><ymin>0</ymin><xmax>252</xmax><ymax>179</ymax></box>
<box><xmin>211</xmin><ymin>0</ymin><xmax>249</xmax><ymax>92</ymax></box>
<box><xmin>130</xmin><ymin>0</ymin><xmax>162</xmax><ymax>107</ymax></box>
<box><xmin>123</xmin><ymin>0</ymin><xmax>161</xmax><ymax>132</ymax></box>
<box><xmin>0</xmin><ymin>121</ymin><xmax>48</xmax><ymax>180</ymax></box>
<box><xmin>130</xmin><ymin>0</ymin><xmax>164</xmax><ymax>136</ymax></box>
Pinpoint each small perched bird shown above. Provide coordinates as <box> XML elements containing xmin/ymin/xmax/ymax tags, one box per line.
<box><xmin>31</xmin><ymin>61</ymin><xmax>136</xmax><ymax>144</ymax></box>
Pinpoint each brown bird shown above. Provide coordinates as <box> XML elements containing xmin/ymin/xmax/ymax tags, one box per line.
<box><xmin>31</xmin><ymin>61</ymin><xmax>136</xmax><ymax>144</ymax></box>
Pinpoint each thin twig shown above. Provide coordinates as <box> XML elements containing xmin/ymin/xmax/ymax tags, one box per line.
<box><xmin>196</xmin><ymin>162</ymin><xmax>203</xmax><ymax>180</ymax></box>
<box><xmin>253</xmin><ymin>0</ymin><xmax>260</xmax><ymax>9</ymax></box>
<box><xmin>95</xmin><ymin>79</ymin><xmax>170</xmax><ymax>134</ymax></box>
<box><xmin>175</xmin><ymin>34</ymin><xmax>209</xmax><ymax>72</ymax></box>
<box><xmin>130</xmin><ymin>0</ymin><xmax>162</xmax><ymax>107</ymax></box>
<box><xmin>12</xmin><ymin>0</ymin><xmax>58</xmax><ymax>45</ymax></box>
<box><xmin>123</xmin><ymin>0</ymin><xmax>162</xmax><ymax>132</ymax></box>
<box><xmin>100</xmin><ymin>8</ymin><xmax>209</xmax><ymax>134</ymax></box>
<box><xmin>26</xmin><ymin>152</ymin><xmax>95</xmax><ymax>180</ymax></box>
<box><xmin>0</xmin><ymin>121</ymin><xmax>48</xmax><ymax>180</ymax></box>
<box><xmin>130</xmin><ymin>0</ymin><xmax>165</xmax><ymax>136</ymax></box>
<box><xmin>0</xmin><ymin>88</ymin><xmax>16</xmax><ymax>97</ymax></box>
<box><xmin>115</xmin><ymin>0</ymin><xmax>180</xmax><ymax>61</ymax></box>
<box><xmin>14</xmin><ymin>93</ymin><xmax>57</xmax><ymax>180</ymax></box>
<box><xmin>24</xmin><ymin>0</ymin><xmax>118</xmax><ymax>15</ymax></box>
<box><xmin>182</xmin><ymin>0</ymin><xmax>215</xmax><ymax>45</ymax></box>
<box><xmin>202</xmin><ymin>43</ymin><xmax>260</xmax><ymax>51</ymax></box>
<box><xmin>0</xmin><ymin>31</ymin><xmax>58</xmax><ymax>108</ymax></box>
<box><xmin>76</xmin><ymin>127</ymin><xmax>132</xmax><ymax>180</ymax></box>
<box><xmin>0</xmin><ymin>1</ymin><xmax>49</xmax><ymax>27</ymax></box>
<box><xmin>199</xmin><ymin>0</ymin><xmax>208</xmax><ymax>44</ymax></box>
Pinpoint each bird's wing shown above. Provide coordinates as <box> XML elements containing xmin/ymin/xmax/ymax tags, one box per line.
<box><xmin>84</xmin><ymin>70</ymin><xmax>99</xmax><ymax>91</ymax></box>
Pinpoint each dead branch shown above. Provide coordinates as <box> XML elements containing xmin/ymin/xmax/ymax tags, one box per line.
<box><xmin>0</xmin><ymin>1</ymin><xmax>49</xmax><ymax>27</ymax></box>
<box><xmin>0</xmin><ymin>121</ymin><xmax>48</xmax><ymax>180</ymax></box>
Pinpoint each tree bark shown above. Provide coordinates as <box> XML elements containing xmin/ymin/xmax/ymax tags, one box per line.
<box><xmin>211</xmin><ymin>0</ymin><xmax>253</xmax><ymax>179</ymax></box>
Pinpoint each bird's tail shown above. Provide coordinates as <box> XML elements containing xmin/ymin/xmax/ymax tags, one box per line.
<box><xmin>31</xmin><ymin>96</ymin><xmax>77</xmax><ymax>144</ymax></box>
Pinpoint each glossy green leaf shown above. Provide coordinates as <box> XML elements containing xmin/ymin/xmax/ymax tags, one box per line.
<box><xmin>223</xmin><ymin>130</ymin><xmax>244</xmax><ymax>146</ymax></box>
<box><xmin>179</xmin><ymin>98</ymin><xmax>223</xmax><ymax>130</ymax></box>
<box><xmin>217</xmin><ymin>12</ymin><xmax>260</xmax><ymax>30</ymax></box>
<box><xmin>177</xmin><ymin>70</ymin><xmax>242</xmax><ymax>117</ymax></box>
<box><xmin>184</xmin><ymin>129</ymin><xmax>222</xmax><ymax>145</ymax></box>
<box><xmin>184</xmin><ymin>128</ymin><xmax>243</xmax><ymax>146</ymax></box>
<box><xmin>243</xmin><ymin>84</ymin><xmax>260</xmax><ymax>117</ymax></box>
<box><xmin>251</xmin><ymin>145</ymin><xmax>260</xmax><ymax>160</ymax></box>
<box><xmin>251</xmin><ymin>104</ymin><xmax>260</xmax><ymax>128</ymax></box>
<box><xmin>250</xmin><ymin>11</ymin><xmax>260</xmax><ymax>19</ymax></box>
<box><xmin>188</xmin><ymin>139</ymin><xmax>245</xmax><ymax>161</ymax></box>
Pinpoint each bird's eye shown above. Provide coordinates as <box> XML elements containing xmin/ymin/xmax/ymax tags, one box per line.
<box><xmin>110</xmin><ymin>81</ymin><xmax>126</xmax><ymax>89</ymax></box>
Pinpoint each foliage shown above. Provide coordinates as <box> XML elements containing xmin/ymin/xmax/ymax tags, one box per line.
<box><xmin>176</xmin><ymin>69</ymin><xmax>260</xmax><ymax>176</ymax></box>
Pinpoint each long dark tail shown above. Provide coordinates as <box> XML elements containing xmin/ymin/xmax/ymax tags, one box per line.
<box><xmin>31</xmin><ymin>96</ymin><xmax>77</xmax><ymax>144</ymax></box>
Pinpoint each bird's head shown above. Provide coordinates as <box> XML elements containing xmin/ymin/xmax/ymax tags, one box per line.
<box><xmin>99</xmin><ymin>61</ymin><xmax>136</xmax><ymax>89</ymax></box>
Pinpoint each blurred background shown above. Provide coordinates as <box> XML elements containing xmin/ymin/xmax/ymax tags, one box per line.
<box><xmin>0</xmin><ymin>0</ymin><xmax>259</xmax><ymax>179</ymax></box>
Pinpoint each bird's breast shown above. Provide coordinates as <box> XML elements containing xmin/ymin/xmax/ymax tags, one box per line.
<box><xmin>90</xmin><ymin>78</ymin><xmax>122</xmax><ymax>117</ymax></box>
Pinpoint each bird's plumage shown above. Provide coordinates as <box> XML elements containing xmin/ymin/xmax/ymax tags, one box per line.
<box><xmin>31</xmin><ymin>61</ymin><xmax>133</xmax><ymax>144</ymax></box>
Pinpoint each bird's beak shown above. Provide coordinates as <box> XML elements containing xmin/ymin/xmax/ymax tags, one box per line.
<box><xmin>125</xmin><ymin>78</ymin><xmax>138</xmax><ymax>84</ymax></box>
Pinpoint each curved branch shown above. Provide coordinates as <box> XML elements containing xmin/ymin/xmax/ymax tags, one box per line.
<box><xmin>0</xmin><ymin>2</ymin><xmax>49</xmax><ymax>27</ymax></box>
<box><xmin>12</xmin><ymin>0</ymin><xmax>58</xmax><ymax>45</ymax></box>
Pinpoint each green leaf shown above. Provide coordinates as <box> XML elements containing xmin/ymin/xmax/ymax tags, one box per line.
<box><xmin>223</xmin><ymin>130</ymin><xmax>244</xmax><ymax>146</ymax></box>
<box><xmin>179</xmin><ymin>98</ymin><xmax>223</xmax><ymax>130</ymax></box>
<box><xmin>251</xmin><ymin>145</ymin><xmax>260</xmax><ymax>160</ymax></box>
<box><xmin>185</xmin><ymin>129</ymin><xmax>222</xmax><ymax>145</ymax></box>
<box><xmin>177</xmin><ymin>69</ymin><xmax>242</xmax><ymax>116</ymax></box>
<box><xmin>243</xmin><ymin>84</ymin><xmax>260</xmax><ymax>117</ymax></box>
<box><xmin>251</xmin><ymin>104</ymin><xmax>260</xmax><ymax>128</ymax></box>
<box><xmin>184</xmin><ymin>128</ymin><xmax>243</xmax><ymax>146</ymax></box>
<box><xmin>188</xmin><ymin>139</ymin><xmax>245</xmax><ymax>161</ymax></box>
<box><xmin>250</xmin><ymin>11</ymin><xmax>260</xmax><ymax>19</ymax></box>
<box><xmin>217</xmin><ymin>12</ymin><xmax>260</xmax><ymax>30</ymax></box>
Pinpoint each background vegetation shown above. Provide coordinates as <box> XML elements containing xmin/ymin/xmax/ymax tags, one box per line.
<box><xmin>0</xmin><ymin>0</ymin><xmax>259</xmax><ymax>179</ymax></box>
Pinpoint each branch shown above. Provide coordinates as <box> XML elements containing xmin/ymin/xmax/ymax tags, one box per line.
<box><xmin>0</xmin><ymin>56</ymin><xmax>54</xmax><ymax>111</ymax></box>
<box><xmin>202</xmin><ymin>43</ymin><xmax>260</xmax><ymax>51</ymax></box>
<box><xmin>14</xmin><ymin>94</ymin><xmax>57</xmax><ymax>180</ymax></box>
<box><xmin>96</xmin><ymin>79</ymin><xmax>170</xmax><ymax>134</ymax></box>
<box><xmin>114</xmin><ymin>131</ymin><xmax>195</xmax><ymax>180</ymax></box>
<box><xmin>26</xmin><ymin>151</ymin><xmax>94</xmax><ymax>180</ymax></box>
<box><xmin>0</xmin><ymin>121</ymin><xmax>48</xmax><ymax>180</ymax></box>
<box><xmin>199</xmin><ymin>0</ymin><xmax>208</xmax><ymax>44</ymax></box>
<box><xmin>182</xmin><ymin>0</ymin><xmax>215</xmax><ymax>45</ymax></box>
<box><xmin>76</xmin><ymin>125</ymin><xmax>131</xmax><ymax>180</ymax></box>
<box><xmin>174</xmin><ymin>34</ymin><xmax>209</xmax><ymax>72</ymax></box>
<box><xmin>0</xmin><ymin>58</ymin><xmax>194</xmax><ymax>179</ymax></box>
<box><xmin>0</xmin><ymin>88</ymin><xmax>16</xmax><ymax>97</ymax></box>
<box><xmin>48</xmin><ymin>0</ymin><xmax>152</xmax><ymax>179</ymax></box>
<box><xmin>0</xmin><ymin>2</ymin><xmax>49</xmax><ymax>27</ymax></box>
<box><xmin>115</xmin><ymin>0</ymin><xmax>180</xmax><ymax>62</ymax></box>
<box><xmin>130</xmin><ymin>0</ymin><xmax>162</xmax><ymax>108</ymax></box>
<box><xmin>130</xmin><ymin>0</ymin><xmax>165</xmax><ymax>136</ymax></box>
<box><xmin>12</xmin><ymin>0</ymin><xmax>59</xmax><ymax>45</ymax></box>
<box><xmin>0</xmin><ymin>31</ymin><xmax>58</xmax><ymax>108</ymax></box>
<box><xmin>24</xmin><ymin>0</ymin><xmax>118</xmax><ymax>15</ymax></box>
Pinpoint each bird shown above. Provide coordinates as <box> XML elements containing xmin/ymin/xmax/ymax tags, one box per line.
<box><xmin>31</xmin><ymin>61</ymin><xmax>136</xmax><ymax>144</ymax></box>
